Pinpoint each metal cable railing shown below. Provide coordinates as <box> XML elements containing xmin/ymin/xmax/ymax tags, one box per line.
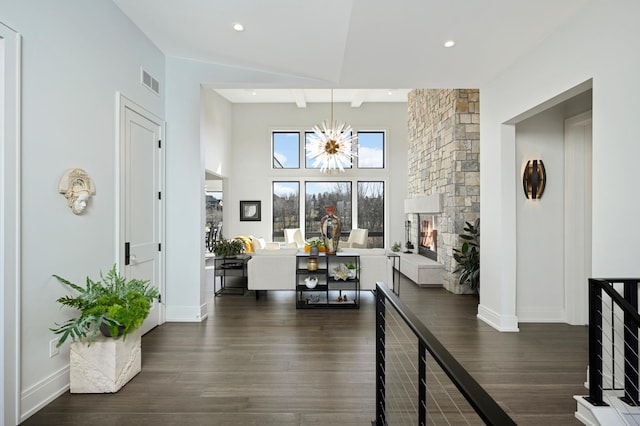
<box><xmin>586</xmin><ymin>278</ymin><xmax>640</xmax><ymax>422</ymax></box>
<box><xmin>375</xmin><ymin>282</ymin><xmax>515</xmax><ymax>425</ymax></box>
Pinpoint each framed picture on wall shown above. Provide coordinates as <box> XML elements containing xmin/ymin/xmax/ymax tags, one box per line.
<box><xmin>240</xmin><ymin>200</ymin><xmax>261</xmax><ymax>221</ymax></box>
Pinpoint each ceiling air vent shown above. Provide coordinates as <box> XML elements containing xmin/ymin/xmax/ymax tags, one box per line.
<box><xmin>141</xmin><ymin>68</ymin><xmax>160</xmax><ymax>95</ymax></box>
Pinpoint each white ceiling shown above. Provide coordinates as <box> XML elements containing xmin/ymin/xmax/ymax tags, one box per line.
<box><xmin>213</xmin><ymin>88</ymin><xmax>412</xmax><ymax>105</ymax></box>
<box><xmin>112</xmin><ymin>0</ymin><xmax>594</xmax><ymax>105</ymax></box>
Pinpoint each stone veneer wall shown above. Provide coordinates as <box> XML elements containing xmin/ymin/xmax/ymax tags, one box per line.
<box><xmin>407</xmin><ymin>89</ymin><xmax>480</xmax><ymax>293</ymax></box>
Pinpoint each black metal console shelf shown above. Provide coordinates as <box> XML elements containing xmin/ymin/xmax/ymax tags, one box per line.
<box><xmin>214</xmin><ymin>254</ymin><xmax>251</xmax><ymax>296</ymax></box>
<box><xmin>296</xmin><ymin>252</ymin><xmax>360</xmax><ymax>309</ymax></box>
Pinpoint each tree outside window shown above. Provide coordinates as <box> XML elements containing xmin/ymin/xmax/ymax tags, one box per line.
<box><xmin>305</xmin><ymin>182</ymin><xmax>352</xmax><ymax>239</ymax></box>
<box><xmin>357</xmin><ymin>181</ymin><xmax>384</xmax><ymax>248</ymax></box>
<box><xmin>272</xmin><ymin>181</ymin><xmax>299</xmax><ymax>241</ymax></box>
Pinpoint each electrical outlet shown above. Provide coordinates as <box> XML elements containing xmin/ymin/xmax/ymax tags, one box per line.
<box><xmin>49</xmin><ymin>338</ymin><xmax>59</xmax><ymax>358</ymax></box>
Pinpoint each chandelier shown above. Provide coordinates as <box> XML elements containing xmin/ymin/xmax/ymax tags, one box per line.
<box><xmin>306</xmin><ymin>90</ymin><xmax>357</xmax><ymax>173</ymax></box>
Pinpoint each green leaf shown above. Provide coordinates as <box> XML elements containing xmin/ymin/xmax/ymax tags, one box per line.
<box><xmin>454</xmin><ymin>218</ymin><xmax>480</xmax><ymax>291</ymax></box>
<box><xmin>50</xmin><ymin>264</ymin><xmax>158</xmax><ymax>346</ymax></box>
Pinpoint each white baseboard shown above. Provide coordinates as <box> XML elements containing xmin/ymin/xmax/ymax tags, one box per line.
<box><xmin>477</xmin><ymin>304</ymin><xmax>519</xmax><ymax>332</ymax></box>
<box><xmin>165</xmin><ymin>304</ymin><xmax>206</xmax><ymax>322</ymax></box>
<box><xmin>20</xmin><ymin>365</ymin><xmax>69</xmax><ymax>423</ymax></box>
<box><xmin>517</xmin><ymin>306</ymin><xmax>566</xmax><ymax>322</ymax></box>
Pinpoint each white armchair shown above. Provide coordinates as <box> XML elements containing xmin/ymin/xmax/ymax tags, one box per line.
<box><xmin>284</xmin><ymin>228</ymin><xmax>305</xmax><ymax>248</ymax></box>
<box><xmin>343</xmin><ymin>228</ymin><xmax>368</xmax><ymax>248</ymax></box>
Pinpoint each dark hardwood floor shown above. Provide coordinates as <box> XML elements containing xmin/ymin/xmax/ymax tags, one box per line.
<box><xmin>23</xmin><ymin>276</ymin><xmax>588</xmax><ymax>425</ymax></box>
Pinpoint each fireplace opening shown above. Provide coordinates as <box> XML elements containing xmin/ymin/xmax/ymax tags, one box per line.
<box><xmin>418</xmin><ymin>214</ymin><xmax>437</xmax><ymax>261</ymax></box>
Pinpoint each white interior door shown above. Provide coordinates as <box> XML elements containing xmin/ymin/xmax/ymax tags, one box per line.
<box><xmin>119</xmin><ymin>95</ymin><xmax>164</xmax><ymax>335</ymax></box>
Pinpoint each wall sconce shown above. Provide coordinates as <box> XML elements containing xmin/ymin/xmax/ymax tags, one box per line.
<box><xmin>522</xmin><ymin>160</ymin><xmax>546</xmax><ymax>199</ymax></box>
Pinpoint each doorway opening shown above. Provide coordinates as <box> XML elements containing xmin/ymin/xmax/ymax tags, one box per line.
<box><xmin>514</xmin><ymin>84</ymin><xmax>592</xmax><ymax>325</ymax></box>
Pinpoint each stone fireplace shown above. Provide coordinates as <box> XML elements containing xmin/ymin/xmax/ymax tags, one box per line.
<box><xmin>403</xmin><ymin>194</ymin><xmax>440</xmax><ymax>261</ymax></box>
<box><xmin>407</xmin><ymin>89</ymin><xmax>480</xmax><ymax>294</ymax></box>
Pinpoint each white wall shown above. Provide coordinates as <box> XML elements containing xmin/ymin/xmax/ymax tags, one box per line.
<box><xmin>515</xmin><ymin>107</ymin><xmax>566</xmax><ymax>321</ymax></box>
<box><xmin>163</xmin><ymin>56</ymin><xmax>328</xmax><ymax>323</ymax></box>
<box><xmin>3</xmin><ymin>0</ymin><xmax>165</xmax><ymax>421</ymax></box>
<box><xmin>515</xmin><ymin>93</ymin><xmax>592</xmax><ymax>323</ymax></box>
<box><xmin>479</xmin><ymin>1</ymin><xmax>640</xmax><ymax>331</ymax></box>
<box><xmin>202</xmin><ymin>89</ymin><xmax>232</xmax><ymax>177</ymax></box>
<box><xmin>220</xmin><ymin>101</ymin><xmax>408</xmax><ymax>244</ymax></box>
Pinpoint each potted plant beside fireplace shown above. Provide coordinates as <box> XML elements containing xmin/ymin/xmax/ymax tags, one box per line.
<box><xmin>452</xmin><ymin>218</ymin><xmax>480</xmax><ymax>292</ymax></box>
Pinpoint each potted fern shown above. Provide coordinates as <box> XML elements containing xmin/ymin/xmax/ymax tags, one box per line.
<box><xmin>452</xmin><ymin>218</ymin><xmax>480</xmax><ymax>292</ymax></box>
<box><xmin>51</xmin><ymin>264</ymin><xmax>159</xmax><ymax>347</ymax></box>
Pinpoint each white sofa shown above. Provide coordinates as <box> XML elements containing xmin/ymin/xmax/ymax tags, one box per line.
<box><xmin>247</xmin><ymin>247</ymin><xmax>395</xmax><ymax>292</ymax></box>
<box><xmin>247</xmin><ymin>247</ymin><xmax>298</xmax><ymax>291</ymax></box>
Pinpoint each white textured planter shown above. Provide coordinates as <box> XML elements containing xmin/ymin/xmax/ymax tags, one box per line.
<box><xmin>69</xmin><ymin>330</ymin><xmax>141</xmax><ymax>393</ymax></box>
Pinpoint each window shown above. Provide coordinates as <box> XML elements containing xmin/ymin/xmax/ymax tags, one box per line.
<box><xmin>272</xmin><ymin>182</ymin><xmax>299</xmax><ymax>241</ymax></box>
<box><xmin>304</xmin><ymin>130</ymin><xmax>354</xmax><ymax>170</ymax></box>
<box><xmin>356</xmin><ymin>131</ymin><xmax>384</xmax><ymax>168</ymax></box>
<box><xmin>357</xmin><ymin>181</ymin><xmax>384</xmax><ymax>248</ymax></box>
<box><xmin>304</xmin><ymin>132</ymin><xmax>319</xmax><ymax>169</ymax></box>
<box><xmin>271</xmin><ymin>130</ymin><xmax>386</xmax><ymax>248</ymax></box>
<box><xmin>273</xmin><ymin>132</ymin><xmax>300</xmax><ymax>168</ymax></box>
<box><xmin>305</xmin><ymin>181</ymin><xmax>352</xmax><ymax>239</ymax></box>
<box><xmin>205</xmin><ymin>191</ymin><xmax>223</xmax><ymax>228</ymax></box>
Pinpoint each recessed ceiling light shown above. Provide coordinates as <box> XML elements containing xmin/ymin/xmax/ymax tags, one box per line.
<box><xmin>444</xmin><ymin>40</ymin><xmax>455</xmax><ymax>48</ymax></box>
<box><xmin>233</xmin><ymin>23</ymin><xmax>245</xmax><ymax>32</ymax></box>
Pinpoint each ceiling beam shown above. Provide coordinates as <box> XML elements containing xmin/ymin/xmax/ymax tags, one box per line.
<box><xmin>291</xmin><ymin>89</ymin><xmax>307</xmax><ymax>108</ymax></box>
<box><xmin>351</xmin><ymin>89</ymin><xmax>370</xmax><ymax>108</ymax></box>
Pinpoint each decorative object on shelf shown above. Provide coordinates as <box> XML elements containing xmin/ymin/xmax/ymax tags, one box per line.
<box><xmin>522</xmin><ymin>159</ymin><xmax>546</xmax><ymax>199</ymax></box>
<box><xmin>345</xmin><ymin>261</ymin><xmax>358</xmax><ymax>279</ymax></box>
<box><xmin>50</xmin><ymin>264</ymin><xmax>159</xmax><ymax>346</ymax></box>
<box><xmin>308</xmin><ymin>294</ymin><xmax>320</xmax><ymax>304</ymax></box>
<box><xmin>452</xmin><ymin>218</ymin><xmax>480</xmax><ymax>292</ymax></box>
<box><xmin>333</xmin><ymin>263</ymin><xmax>350</xmax><ymax>281</ymax></box>
<box><xmin>320</xmin><ymin>206</ymin><xmax>341</xmax><ymax>254</ymax></box>
<box><xmin>304</xmin><ymin>276</ymin><xmax>318</xmax><ymax>289</ymax></box>
<box><xmin>307</xmin><ymin>257</ymin><xmax>319</xmax><ymax>271</ymax></box>
<box><xmin>213</xmin><ymin>238</ymin><xmax>245</xmax><ymax>257</ymax></box>
<box><xmin>305</xmin><ymin>237</ymin><xmax>325</xmax><ymax>256</ymax></box>
<box><xmin>239</xmin><ymin>200</ymin><xmax>261</xmax><ymax>221</ymax></box>
<box><xmin>391</xmin><ymin>242</ymin><xmax>402</xmax><ymax>252</ymax></box>
<box><xmin>58</xmin><ymin>168</ymin><xmax>96</xmax><ymax>215</ymax></box>
<box><xmin>306</xmin><ymin>89</ymin><xmax>357</xmax><ymax>173</ymax></box>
